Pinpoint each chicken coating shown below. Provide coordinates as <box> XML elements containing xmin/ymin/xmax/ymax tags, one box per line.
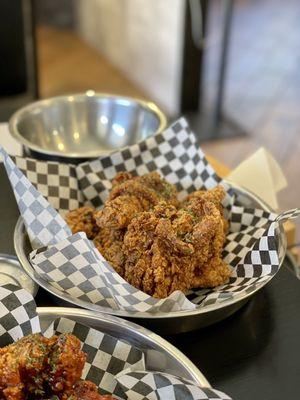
<box><xmin>65</xmin><ymin>380</ymin><xmax>116</xmax><ymax>400</ymax></box>
<box><xmin>182</xmin><ymin>185</ymin><xmax>229</xmax><ymax>234</ymax></box>
<box><xmin>47</xmin><ymin>332</ymin><xmax>86</xmax><ymax>394</ymax></box>
<box><xmin>94</xmin><ymin>171</ymin><xmax>178</xmax><ymax>230</ymax></box>
<box><xmin>0</xmin><ymin>333</ymin><xmax>85</xmax><ymax>400</ymax></box>
<box><xmin>65</xmin><ymin>206</ymin><xmax>99</xmax><ymax>239</ymax></box>
<box><xmin>0</xmin><ymin>333</ymin><xmax>117</xmax><ymax>400</ymax></box>
<box><xmin>65</xmin><ymin>172</ymin><xmax>231</xmax><ymax>298</ymax></box>
<box><xmin>93</xmin><ymin>227</ymin><xmax>125</xmax><ymax>275</ymax></box>
<box><xmin>123</xmin><ymin>195</ymin><xmax>230</xmax><ymax>298</ymax></box>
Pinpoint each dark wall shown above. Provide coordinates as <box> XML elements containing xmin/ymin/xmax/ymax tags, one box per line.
<box><xmin>0</xmin><ymin>0</ymin><xmax>28</xmax><ymax>96</ymax></box>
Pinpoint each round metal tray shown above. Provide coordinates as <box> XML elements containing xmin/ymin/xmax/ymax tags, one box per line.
<box><xmin>37</xmin><ymin>306</ymin><xmax>208</xmax><ymax>387</ymax></box>
<box><xmin>14</xmin><ymin>182</ymin><xmax>286</xmax><ymax>334</ymax></box>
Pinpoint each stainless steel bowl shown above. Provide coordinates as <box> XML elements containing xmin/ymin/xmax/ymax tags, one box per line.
<box><xmin>9</xmin><ymin>92</ymin><xmax>167</xmax><ymax>161</ymax></box>
<box><xmin>37</xmin><ymin>307</ymin><xmax>208</xmax><ymax>386</ymax></box>
<box><xmin>14</xmin><ymin>182</ymin><xmax>286</xmax><ymax>334</ymax></box>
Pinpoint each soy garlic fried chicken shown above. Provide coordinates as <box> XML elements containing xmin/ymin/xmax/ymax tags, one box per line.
<box><xmin>0</xmin><ymin>333</ymin><xmax>85</xmax><ymax>399</ymax></box>
<box><xmin>94</xmin><ymin>171</ymin><xmax>178</xmax><ymax>230</ymax></box>
<box><xmin>123</xmin><ymin>189</ymin><xmax>230</xmax><ymax>298</ymax></box>
<box><xmin>65</xmin><ymin>381</ymin><xmax>115</xmax><ymax>400</ymax></box>
<box><xmin>0</xmin><ymin>333</ymin><xmax>115</xmax><ymax>400</ymax></box>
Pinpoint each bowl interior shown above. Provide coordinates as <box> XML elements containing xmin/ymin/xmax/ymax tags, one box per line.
<box><xmin>11</xmin><ymin>95</ymin><xmax>165</xmax><ymax>158</ymax></box>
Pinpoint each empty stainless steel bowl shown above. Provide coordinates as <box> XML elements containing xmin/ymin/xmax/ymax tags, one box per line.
<box><xmin>9</xmin><ymin>92</ymin><xmax>167</xmax><ymax>161</ymax></box>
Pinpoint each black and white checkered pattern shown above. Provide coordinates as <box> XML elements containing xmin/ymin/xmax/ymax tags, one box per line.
<box><xmin>0</xmin><ymin>286</ymin><xmax>231</xmax><ymax>400</ymax></box>
<box><xmin>30</xmin><ymin>232</ymin><xmax>196</xmax><ymax>313</ymax></box>
<box><xmin>0</xmin><ymin>148</ymin><xmax>71</xmax><ymax>248</ymax></box>
<box><xmin>275</xmin><ymin>208</ymin><xmax>300</xmax><ymax>222</ymax></box>
<box><xmin>43</xmin><ymin>317</ymin><xmax>145</xmax><ymax>397</ymax></box>
<box><xmin>12</xmin><ymin>156</ymin><xmax>85</xmax><ymax>215</ymax></box>
<box><xmin>76</xmin><ymin>118</ymin><xmax>221</xmax><ymax>207</ymax></box>
<box><xmin>31</xmin><ymin>232</ymin><xmax>117</xmax><ymax>309</ymax></box>
<box><xmin>29</xmin><ymin>206</ymin><xmax>297</xmax><ymax>313</ymax></box>
<box><xmin>0</xmin><ymin>284</ymin><xmax>40</xmax><ymax>345</ymax></box>
<box><xmin>116</xmin><ymin>371</ymin><xmax>232</xmax><ymax>400</ymax></box>
<box><xmin>2</xmin><ymin>118</ymin><xmax>300</xmax><ymax>313</ymax></box>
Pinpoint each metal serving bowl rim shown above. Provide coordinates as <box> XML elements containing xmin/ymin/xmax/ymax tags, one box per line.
<box><xmin>14</xmin><ymin>180</ymin><xmax>286</xmax><ymax>320</ymax></box>
<box><xmin>37</xmin><ymin>306</ymin><xmax>209</xmax><ymax>387</ymax></box>
<box><xmin>8</xmin><ymin>92</ymin><xmax>167</xmax><ymax>159</ymax></box>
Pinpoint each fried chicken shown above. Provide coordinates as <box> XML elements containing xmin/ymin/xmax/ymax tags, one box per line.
<box><xmin>94</xmin><ymin>171</ymin><xmax>178</xmax><ymax>230</ymax></box>
<box><xmin>65</xmin><ymin>171</ymin><xmax>231</xmax><ymax>298</ymax></box>
<box><xmin>93</xmin><ymin>227</ymin><xmax>125</xmax><ymax>275</ymax></box>
<box><xmin>65</xmin><ymin>206</ymin><xmax>99</xmax><ymax>239</ymax></box>
<box><xmin>182</xmin><ymin>185</ymin><xmax>229</xmax><ymax>234</ymax></box>
<box><xmin>65</xmin><ymin>381</ymin><xmax>116</xmax><ymax>400</ymax></box>
<box><xmin>0</xmin><ymin>333</ymin><xmax>116</xmax><ymax>400</ymax></box>
<box><xmin>0</xmin><ymin>333</ymin><xmax>85</xmax><ymax>399</ymax></box>
<box><xmin>123</xmin><ymin>193</ymin><xmax>230</xmax><ymax>298</ymax></box>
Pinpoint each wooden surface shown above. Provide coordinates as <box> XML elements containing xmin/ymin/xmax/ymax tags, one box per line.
<box><xmin>207</xmin><ymin>155</ymin><xmax>231</xmax><ymax>177</ymax></box>
<box><xmin>36</xmin><ymin>26</ymin><xmax>148</xmax><ymax>101</ymax></box>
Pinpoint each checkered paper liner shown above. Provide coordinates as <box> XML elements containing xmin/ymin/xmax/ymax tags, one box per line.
<box><xmin>43</xmin><ymin>317</ymin><xmax>145</xmax><ymax>398</ymax></box>
<box><xmin>2</xmin><ymin>117</ymin><xmax>300</xmax><ymax>313</ymax></box>
<box><xmin>0</xmin><ymin>284</ymin><xmax>39</xmax><ymax>345</ymax></box>
<box><xmin>116</xmin><ymin>371</ymin><xmax>232</xmax><ymax>400</ymax></box>
<box><xmin>0</xmin><ymin>285</ymin><xmax>231</xmax><ymax>400</ymax></box>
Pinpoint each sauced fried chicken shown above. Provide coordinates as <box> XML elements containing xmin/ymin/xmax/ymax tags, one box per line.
<box><xmin>65</xmin><ymin>172</ymin><xmax>231</xmax><ymax>298</ymax></box>
<box><xmin>64</xmin><ymin>381</ymin><xmax>115</xmax><ymax>400</ymax></box>
<box><xmin>123</xmin><ymin>196</ymin><xmax>230</xmax><ymax>298</ymax></box>
<box><xmin>0</xmin><ymin>333</ymin><xmax>115</xmax><ymax>400</ymax></box>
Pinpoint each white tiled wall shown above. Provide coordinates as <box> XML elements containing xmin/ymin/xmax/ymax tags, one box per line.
<box><xmin>76</xmin><ymin>0</ymin><xmax>185</xmax><ymax>115</ymax></box>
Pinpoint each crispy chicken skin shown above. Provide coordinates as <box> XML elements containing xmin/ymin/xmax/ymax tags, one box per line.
<box><xmin>123</xmin><ymin>196</ymin><xmax>230</xmax><ymax>298</ymax></box>
<box><xmin>65</xmin><ymin>172</ymin><xmax>230</xmax><ymax>298</ymax></box>
<box><xmin>182</xmin><ymin>185</ymin><xmax>229</xmax><ymax>234</ymax></box>
<box><xmin>0</xmin><ymin>333</ymin><xmax>115</xmax><ymax>400</ymax></box>
<box><xmin>65</xmin><ymin>206</ymin><xmax>99</xmax><ymax>239</ymax></box>
<box><xmin>65</xmin><ymin>381</ymin><xmax>115</xmax><ymax>400</ymax></box>
<box><xmin>94</xmin><ymin>171</ymin><xmax>178</xmax><ymax>230</ymax></box>
<box><xmin>93</xmin><ymin>227</ymin><xmax>125</xmax><ymax>275</ymax></box>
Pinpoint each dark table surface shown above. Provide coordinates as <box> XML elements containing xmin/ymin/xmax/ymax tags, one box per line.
<box><xmin>1</xmin><ymin>164</ymin><xmax>300</xmax><ymax>399</ymax></box>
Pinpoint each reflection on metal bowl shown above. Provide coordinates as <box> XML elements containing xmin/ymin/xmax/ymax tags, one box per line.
<box><xmin>9</xmin><ymin>92</ymin><xmax>167</xmax><ymax>162</ymax></box>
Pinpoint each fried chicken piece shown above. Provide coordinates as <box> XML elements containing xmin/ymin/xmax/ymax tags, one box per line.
<box><xmin>0</xmin><ymin>333</ymin><xmax>52</xmax><ymax>400</ymax></box>
<box><xmin>182</xmin><ymin>185</ymin><xmax>229</xmax><ymax>234</ymax></box>
<box><xmin>94</xmin><ymin>195</ymin><xmax>149</xmax><ymax>230</ymax></box>
<box><xmin>181</xmin><ymin>196</ymin><xmax>230</xmax><ymax>288</ymax></box>
<box><xmin>64</xmin><ymin>380</ymin><xmax>116</xmax><ymax>400</ymax></box>
<box><xmin>47</xmin><ymin>333</ymin><xmax>86</xmax><ymax>394</ymax></box>
<box><xmin>65</xmin><ymin>206</ymin><xmax>99</xmax><ymax>239</ymax></box>
<box><xmin>123</xmin><ymin>196</ymin><xmax>230</xmax><ymax>298</ymax></box>
<box><xmin>0</xmin><ymin>333</ymin><xmax>86</xmax><ymax>400</ymax></box>
<box><xmin>93</xmin><ymin>227</ymin><xmax>125</xmax><ymax>275</ymax></box>
<box><xmin>95</xmin><ymin>172</ymin><xmax>178</xmax><ymax>230</ymax></box>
